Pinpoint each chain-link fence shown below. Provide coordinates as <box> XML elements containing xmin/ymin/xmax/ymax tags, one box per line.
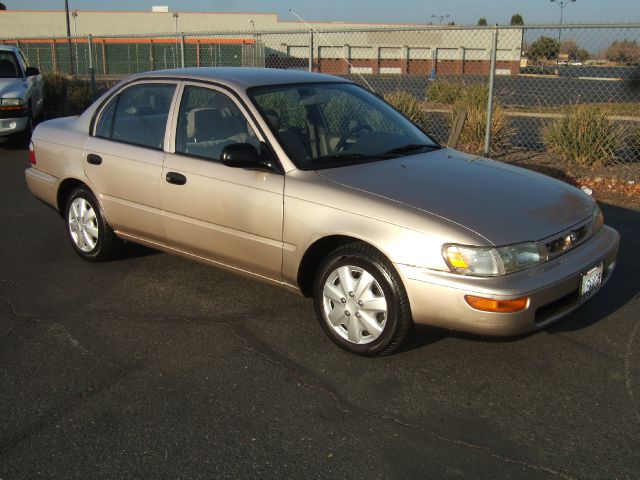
<box><xmin>3</xmin><ymin>24</ymin><xmax>640</xmax><ymax>169</ymax></box>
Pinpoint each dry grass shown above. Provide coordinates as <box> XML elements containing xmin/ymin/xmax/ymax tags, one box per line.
<box><xmin>384</xmin><ymin>90</ymin><xmax>425</xmax><ymax>125</ymax></box>
<box><xmin>542</xmin><ymin>105</ymin><xmax>625</xmax><ymax>167</ymax></box>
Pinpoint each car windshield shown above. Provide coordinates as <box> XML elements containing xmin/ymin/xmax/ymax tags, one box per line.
<box><xmin>0</xmin><ymin>52</ymin><xmax>21</xmax><ymax>79</ymax></box>
<box><xmin>249</xmin><ymin>82</ymin><xmax>439</xmax><ymax>170</ymax></box>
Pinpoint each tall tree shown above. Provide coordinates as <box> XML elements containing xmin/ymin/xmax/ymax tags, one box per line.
<box><xmin>0</xmin><ymin>3</ymin><xmax>7</xmax><ymax>10</ymax></box>
<box><xmin>477</xmin><ymin>18</ymin><xmax>488</xmax><ymax>26</ymax></box>
<box><xmin>528</xmin><ymin>36</ymin><xmax>560</xmax><ymax>61</ymax></box>
<box><xmin>510</xmin><ymin>13</ymin><xmax>524</xmax><ymax>25</ymax></box>
<box><xmin>604</xmin><ymin>40</ymin><xmax>640</xmax><ymax>64</ymax></box>
<box><xmin>561</xmin><ymin>40</ymin><xmax>590</xmax><ymax>62</ymax></box>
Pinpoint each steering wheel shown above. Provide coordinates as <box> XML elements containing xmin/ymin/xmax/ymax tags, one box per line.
<box><xmin>335</xmin><ymin>124</ymin><xmax>373</xmax><ymax>153</ymax></box>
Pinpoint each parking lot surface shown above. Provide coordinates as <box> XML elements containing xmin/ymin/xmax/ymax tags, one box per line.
<box><xmin>1</xmin><ymin>145</ymin><xmax>639</xmax><ymax>479</ymax></box>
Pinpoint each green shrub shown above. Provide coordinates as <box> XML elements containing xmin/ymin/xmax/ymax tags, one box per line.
<box><xmin>384</xmin><ymin>90</ymin><xmax>424</xmax><ymax>125</ymax></box>
<box><xmin>43</xmin><ymin>72</ymin><xmax>69</xmax><ymax>118</ymax></box>
<box><xmin>43</xmin><ymin>74</ymin><xmax>96</xmax><ymax>117</ymax></box>
<box><xmin>631</xmin><ymin>124</ymin><xmax>640</xmax><ymax>158</ymax></box>
<box><xmin>67</xmin><ymin>79</ymin><xmax>92</xmax><ymax>114</ymax></box>
<box><xmin>542</xmin><ymin>105</ymin><xmax>624</xmax><ymax>167</ymax></box>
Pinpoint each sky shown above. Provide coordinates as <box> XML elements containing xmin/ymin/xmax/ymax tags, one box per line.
<box><xmin>5</xmin><ymin>0</ymin><xmax>640</xmax><ymax>25</ymax></box>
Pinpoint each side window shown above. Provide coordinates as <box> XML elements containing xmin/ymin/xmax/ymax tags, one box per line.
<box><xmin>95</xmin><ymin>83</ymin><xmax>176</xmax><ymax>149</ymax></box>
<box><xmin>175</xmin><ymin>85</ymin><xmax>259</xmax><ymax>161</ymax></box>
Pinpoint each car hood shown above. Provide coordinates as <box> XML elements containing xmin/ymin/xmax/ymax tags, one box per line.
<box><xmin>0</xmin><ymin>78</ymin><xmax>26</xmax><ymax>97</ymax></box>
<box><xmin>315</xmin><ymin>148</ymin><xmax>595</xmax><ymax>246</ymax></box>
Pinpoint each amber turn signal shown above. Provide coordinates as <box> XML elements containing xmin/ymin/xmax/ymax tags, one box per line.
<box><xmin>464</xmin><ymin>295</ymin><xmax>528</xmax><ymax>313</ymax></box>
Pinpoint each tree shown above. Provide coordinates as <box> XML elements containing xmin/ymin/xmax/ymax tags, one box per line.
<box><xmin>447</xmin><ymin>21</ymin><xmax>456</xmax><ymax>26</ymax></box>
<box><xmin>510</xmin><ymin>13</ymin><xmax>524</xmax><ymax>25</ymax></box>
<box><xmin>0</xmin><ymin>3</ymin><xmax>6</xmax><ymax>10</ymax></box>
<box><xmin>528</xmin><ymin>36</ymin><xmax>560</xmax><ymax>61</ymax></box>
<box><xmin>604</xmin><ymin>40</ymin><xmax>640</xmax><ymax>65</ymax></box>
<box><xmin>561</xmin><ymin>40</ymin><xmax>590</xmax><ymax>62</ymax></box>
<box><xmin>477</xmin><ymin>17</ymin><xmax>488</xmax><ymax>26</ymax></box>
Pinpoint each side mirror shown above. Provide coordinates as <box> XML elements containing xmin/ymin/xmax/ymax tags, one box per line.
<box><xmin>221</xmin><ymin>143</ymin><xmax>277</xmax><ymax>171</ymax></box>
<box><xmin>25</xmin><ymin>66</ymin><xmax>40</xmax><ymax>77</ymax></box>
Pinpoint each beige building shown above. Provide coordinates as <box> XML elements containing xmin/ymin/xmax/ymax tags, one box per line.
<box><xmin>0</xmin><ymin>10</ymin><xmax>523</xmax><ymax>76</ymax></box>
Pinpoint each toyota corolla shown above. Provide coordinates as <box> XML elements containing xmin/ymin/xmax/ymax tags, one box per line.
<box><xmin>25</xmin><ymin>68</ymin><xmax>619</xmax><ymax>355</ymax></box>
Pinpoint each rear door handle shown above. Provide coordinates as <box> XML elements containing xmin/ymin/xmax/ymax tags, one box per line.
<box><xmin>166</xmin><ymin>172</ymin><xmax>187</xmax><ymax>185</ymax></box>
<box><xmin>87</xmin><ymin>153</ymin><xmax>102</xmax><ymax>165</ymax></box>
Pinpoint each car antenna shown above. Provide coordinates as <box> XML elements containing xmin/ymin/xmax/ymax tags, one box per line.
<box><xmin>289</xmin><ymin>8</ymin><xmax>377</xmax><ymax>93</ymax></box>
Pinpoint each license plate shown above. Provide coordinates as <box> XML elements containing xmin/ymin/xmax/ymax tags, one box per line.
<box><xmin>580</xmin><ymin>262</ymin><xmax>603</xmax><ymax>302</ymax></box>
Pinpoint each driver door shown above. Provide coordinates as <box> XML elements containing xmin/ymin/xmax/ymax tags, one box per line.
<box><xmin>162</xmin><ymin>83</ymin><xmax>284</xmax><ymax>282</ymax></box>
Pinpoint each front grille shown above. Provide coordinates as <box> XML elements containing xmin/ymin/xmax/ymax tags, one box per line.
<box><xmin>544</xmin><ymin>220</ymin><xmax>592</xmax><ymax>259</ymax></box>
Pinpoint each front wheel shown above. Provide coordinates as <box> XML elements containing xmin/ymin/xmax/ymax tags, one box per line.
<box><xmin>313</xmin><ymin>243</ymin><xmax>413</xmax><ymax>356</ymax></box>
<box><xmin>64</xmin><ymin>187</ymin><xmax>118</xmax><ymax>261</ymax></box>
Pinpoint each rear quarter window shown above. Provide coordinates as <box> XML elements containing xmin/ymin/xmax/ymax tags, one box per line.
<box><xmin>95</xmin><ymin>83</ymin><xmax>176</xmax><ymax>150</ymax></box>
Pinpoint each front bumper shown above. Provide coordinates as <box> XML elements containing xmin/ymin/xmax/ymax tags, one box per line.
<box><xmin>396</xmin><ymin>225</ymin><xmax>620</xmax><ymax>336</ymax></box>
<box><xmin>0</xmin><ymin>116</ymin><xmax>29</xmax><ymax>136</ymax></box>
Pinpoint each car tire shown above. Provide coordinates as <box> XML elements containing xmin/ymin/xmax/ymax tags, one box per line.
<box><xmin>64</xmin><ymin>187</ymin><xmax>118</xmax><ymax>262</ymax></box>
<box><xmin>313</xmin><ymin>243</ymin><xmax>413</xmax><ymax>356</ymax></box>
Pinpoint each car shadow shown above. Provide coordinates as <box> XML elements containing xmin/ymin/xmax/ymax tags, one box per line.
<box><xmin>397</xmin><ymin>201</ymin><xmax>640</xmax><ymax>354</ymax></box>
<box><xmin>110</xmin><ymin>241</ymin><xmax>161</xmax><ymax>261</ymax></box>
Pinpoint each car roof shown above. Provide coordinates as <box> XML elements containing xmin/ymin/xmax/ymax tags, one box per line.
<box><xmin>128</xmin><ymin>67</ymin><xmax>349</xmax><ymax>89</ymax></box>
<box><xmin>0</xmin><ymin>45</ymin><xmax>21</xmax><ymax>54</ymax></box>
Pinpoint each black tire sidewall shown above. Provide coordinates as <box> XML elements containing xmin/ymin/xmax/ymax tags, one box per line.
<box><xmin>64</xmin><ymin>188</ymin><xmax>107</xmax><ymax>261</ymax></box>
<box><xmin>313</xmin><ymin>248</ymin><xmax>407</xmax><ymax>356</ymax></box>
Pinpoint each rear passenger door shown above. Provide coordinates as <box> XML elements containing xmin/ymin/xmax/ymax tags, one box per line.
<box><xmin>162</xmin><ymin>83</ymin><xmax>284</xmax><ymax>281</ymax></box>
<box><xmin>85</xmin><ymin>81</ymin><xmax>178</xmax><ymax>241</ymax></box>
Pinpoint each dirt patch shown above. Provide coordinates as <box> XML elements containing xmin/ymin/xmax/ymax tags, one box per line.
<box><xmin>495</xmin><ymin>150</ymin><xmax>640</xmax><ymax>211</ymax></box>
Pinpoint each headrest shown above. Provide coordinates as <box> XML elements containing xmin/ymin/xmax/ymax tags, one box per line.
<box><xmin>186</xmin><ymin>107</ymin><xmax>222</xmax><ymax>138</ymax></box>
<box><xmin>264</xmin><ymin>109</ymin><xmax>281</xmax><ymax>131</ymax></box>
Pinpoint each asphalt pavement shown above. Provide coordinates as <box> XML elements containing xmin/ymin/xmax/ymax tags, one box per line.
<box><xmin>1</xmin><ymin>144</ymin><xmax>639</xmax><ymax>479</ymax></box>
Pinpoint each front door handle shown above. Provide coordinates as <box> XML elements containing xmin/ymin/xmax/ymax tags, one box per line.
<box><xmin>87</xmin><ymin>153</ymin><xmax>102</xmax><ymax>165</ymax></box>
<box><xmin>166</xmin><ymin>172</ymin><xmax>187</xmax><ymax>185</ymax></box>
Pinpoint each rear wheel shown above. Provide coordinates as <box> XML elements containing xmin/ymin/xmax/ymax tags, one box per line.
<box><xmin>64</xmin><ymin>187</ymin><xmax>118</xmax><ymax>261</ymax></box>
<box><xmin>313</xmin><ymin>243</ymin><xmax>413</xmax><ymax>356</ymax></box>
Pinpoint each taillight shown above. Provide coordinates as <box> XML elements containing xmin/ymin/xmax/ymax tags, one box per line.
<box><xmin>28</xmin><ymin>141</ymin><xmax>36</xmax><ymax>165</ymax></box>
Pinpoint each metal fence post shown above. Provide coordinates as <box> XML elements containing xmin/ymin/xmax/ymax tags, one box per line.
<box><xmin>483</xmin><ymin>26</ymin><xmax>499</xmax><ymax>157</ymax></box>
<box><xmin>308</xmin><ymin>31</ymin><xmax>314</xmax><ymax>72</ymax></box>
<box><xmin>87</xmin><ymin>34</ymin><xmax>96</xmax><ymax>100</ymax></box>
<box><xmin>180</xmin><ymin>34</ymin><xmax>186</xmax><ymax>68</ymax></box>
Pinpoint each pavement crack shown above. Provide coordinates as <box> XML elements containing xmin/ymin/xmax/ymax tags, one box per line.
<box><xmin>0</xmin><ymin>359</ymin><xmax>145</xmax><ymax>458</ymax></box>
<box><xmin>226</xmin><ymin>322</ymin><xmax>349</xmax><ymax>414</ymax></box>
<box><xmin>228</xmin><ymin>322</ymin><xmax>576</xmax><ymax>480</ymax></box>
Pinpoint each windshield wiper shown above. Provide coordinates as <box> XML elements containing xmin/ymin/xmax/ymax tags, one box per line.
<box><xmin>383</xmin><ymin>144</ymin><xmax>440</xmax><ymax>156</ymax></box>
<box><xmin>315</xmin><ymin>152</ymin><xmax>390</xmax><ymax>162</ymax></box>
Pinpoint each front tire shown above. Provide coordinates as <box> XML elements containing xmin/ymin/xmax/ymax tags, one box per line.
<box><xmin>313</xmin><ymin>243</ymin><xmax>413</xmax><ymax>356</ymax></box>
<box><xmin>64</xmin><ymin>187</ymin><xmax>118</xmax><ymax>261</ymax></box>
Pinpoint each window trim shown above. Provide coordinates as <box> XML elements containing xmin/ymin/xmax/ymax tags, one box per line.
<box><xmin>247</xmin><ymin>81</ymin><xmax>441</xmax><ymax>170</ymax></box>
<box><xmin>169</xmin><ymin>81</ymin><xmax>284</xmax><ymax>173</ymax></box>
<box><xmin>92</xmin><ymin>80</ymin><xmax>180</xmax><ymax>152</ymax></box>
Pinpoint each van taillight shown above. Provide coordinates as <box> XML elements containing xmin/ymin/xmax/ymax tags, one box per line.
<box><xmin>28</xmin><ymin>141</ymin><xmax>36</xmax><ymax>165</ymax></box>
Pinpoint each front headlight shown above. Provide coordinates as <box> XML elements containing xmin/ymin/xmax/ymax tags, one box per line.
<box><xmin>0</xmin><ymin>98</ymin><xmax>25</xmax><ymax>107</ymax></box>
<box><xmin>443</xmin><ymin>242</ymin><xmax>548</xmax><ymax>277</ymax></box>
<box><xmin>592</xmin><ymin>204</ymin><xmax>604</xmax><ymax>233</ymax></box>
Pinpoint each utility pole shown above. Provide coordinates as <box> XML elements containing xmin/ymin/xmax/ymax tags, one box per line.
<box><xmin>550</xmin><ymin>0</ymin><xmax>576</xmax><ymax>68</ymax></box>
<box><xmin>431</xmin><ymin>14</ymin><xmax>450</xmax><ymax>25</ymax></box>
<box><xmin>64</xmin><ymin>0</ymin><xmax>76</xmax><ymax>75</ymax></box>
